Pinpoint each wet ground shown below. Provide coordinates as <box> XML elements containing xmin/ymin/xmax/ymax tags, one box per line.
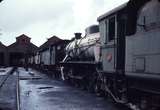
<box><xmin>18</xmin><ymin>68</ymin><xmax>129</xmax><ymax>110</ymax></box>
<box><xmin>0</xmin><ymin>67</ymin><xmax>130</xmax><ymax>110</ymax></box>
<box><xmin>0</xmin><ymin>67</ymin><xmax>17</xmax><ymax>110</ymax></box>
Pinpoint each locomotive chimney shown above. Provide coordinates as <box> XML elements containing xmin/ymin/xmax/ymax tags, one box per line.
<box><xmin>74</xmin><ymin>33</ymin><xmax>82</xmax><ymax>39</ymax></box>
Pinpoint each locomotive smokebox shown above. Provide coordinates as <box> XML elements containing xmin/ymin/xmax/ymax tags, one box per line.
<box><xmin>74</xmin><ymin>33</ymin><xmax>82</xmax><ymax>39</ymax></box>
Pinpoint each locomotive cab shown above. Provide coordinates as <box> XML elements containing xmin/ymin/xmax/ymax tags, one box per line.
<box><xmin>97</xmin><ymin>3</ymin><xmax>128</xmax><ymax>102</ymax></box>
<box><xmin>98</xmin><ymin>3</ymin><xmax>127</xmax><ymax>74</ymax></box>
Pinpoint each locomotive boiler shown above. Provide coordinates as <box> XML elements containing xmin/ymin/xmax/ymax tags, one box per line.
<box><xmin>61</xmin><ymin>25</ymin><xmax>101</xmax><ymax>90</ymax></box>
<box><xmin>65</xmin><ymin>25</ymin><xmax>100</xmax><ymax>62</ymax></box>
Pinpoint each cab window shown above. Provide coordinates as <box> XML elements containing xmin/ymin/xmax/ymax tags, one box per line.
<box><xmin>108</xmin><ymin>16</ymin><xmax>115</xmax><ymax>41</ymax></box>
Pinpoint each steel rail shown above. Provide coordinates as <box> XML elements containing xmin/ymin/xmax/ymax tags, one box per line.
<box><xmin>16</xmin><ymin>69</ymin><xmax>20</xmax><ymax>110</ymax></box>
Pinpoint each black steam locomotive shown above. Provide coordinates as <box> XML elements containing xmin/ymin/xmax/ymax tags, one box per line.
<box><xmin>61</xmin><ymin>25</ymin><xmax>101</xmax><ymax>90</ymax></box>
<box><xmin>61</xmin><ymin>0</ymin><xmax>160</xmax><ymax>109</ymax></box>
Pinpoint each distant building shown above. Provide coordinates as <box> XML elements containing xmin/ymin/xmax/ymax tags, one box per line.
<box><xmin>0</xmin><ymin>34</ymin><xmax>69</xmax><ymax>67</ymax></box>
<box><xmin>0</xmin><ymin>34</ymin><xmax>38</xmax><ymax>66</ymax></box>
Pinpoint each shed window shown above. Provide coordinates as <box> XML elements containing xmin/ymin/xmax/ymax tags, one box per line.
<box><xmin>108</xmin><ymin>16</ymin><xmax>115</xmax><ymax>41</ymax></box>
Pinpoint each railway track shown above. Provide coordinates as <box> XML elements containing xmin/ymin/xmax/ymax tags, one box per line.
<box><xmin>0</xmin><ymin>67</ymin><xmax>16</xmax><ymax>90</ymax></box>
<box><xmin>16</xmin><ymin>69</ymin><xmax>20</xmax><ymax>110</ymax></box>
<box><xmin>0</xmin><ymin>67</ymin><xmax>20</xmax><ymax>110</ymax></box>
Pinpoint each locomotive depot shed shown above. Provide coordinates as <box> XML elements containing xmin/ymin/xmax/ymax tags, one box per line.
<box><xmin>0</xmin><ymin>34</ymin><xmax>38</xmax><ymax>66</ymax></box>
<box><xmin>0</xmin><ymin>0</ymin><xmax>160</xmax><ymax>110</ymax></box>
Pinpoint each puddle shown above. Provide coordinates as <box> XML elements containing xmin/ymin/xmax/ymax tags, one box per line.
<box><xmin>0</xmin><ymin>70</ymin><xmax>6</xmax><ymax>72</ymax></box>
<box><xmin>38</xmin><ymin>86</ymin><xmax>54</xmax><ymax>89</ymax></box>
<box><xmin>20</xmin><ymin>77</ymin><xmax>42</xmax><ymax>80</ymax></box>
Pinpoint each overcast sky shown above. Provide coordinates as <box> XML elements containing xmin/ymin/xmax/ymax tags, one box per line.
<box><xmin>0</xmin><ymin>0</ymin><xmax>128</xmax><ymax>46</ymax></box>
